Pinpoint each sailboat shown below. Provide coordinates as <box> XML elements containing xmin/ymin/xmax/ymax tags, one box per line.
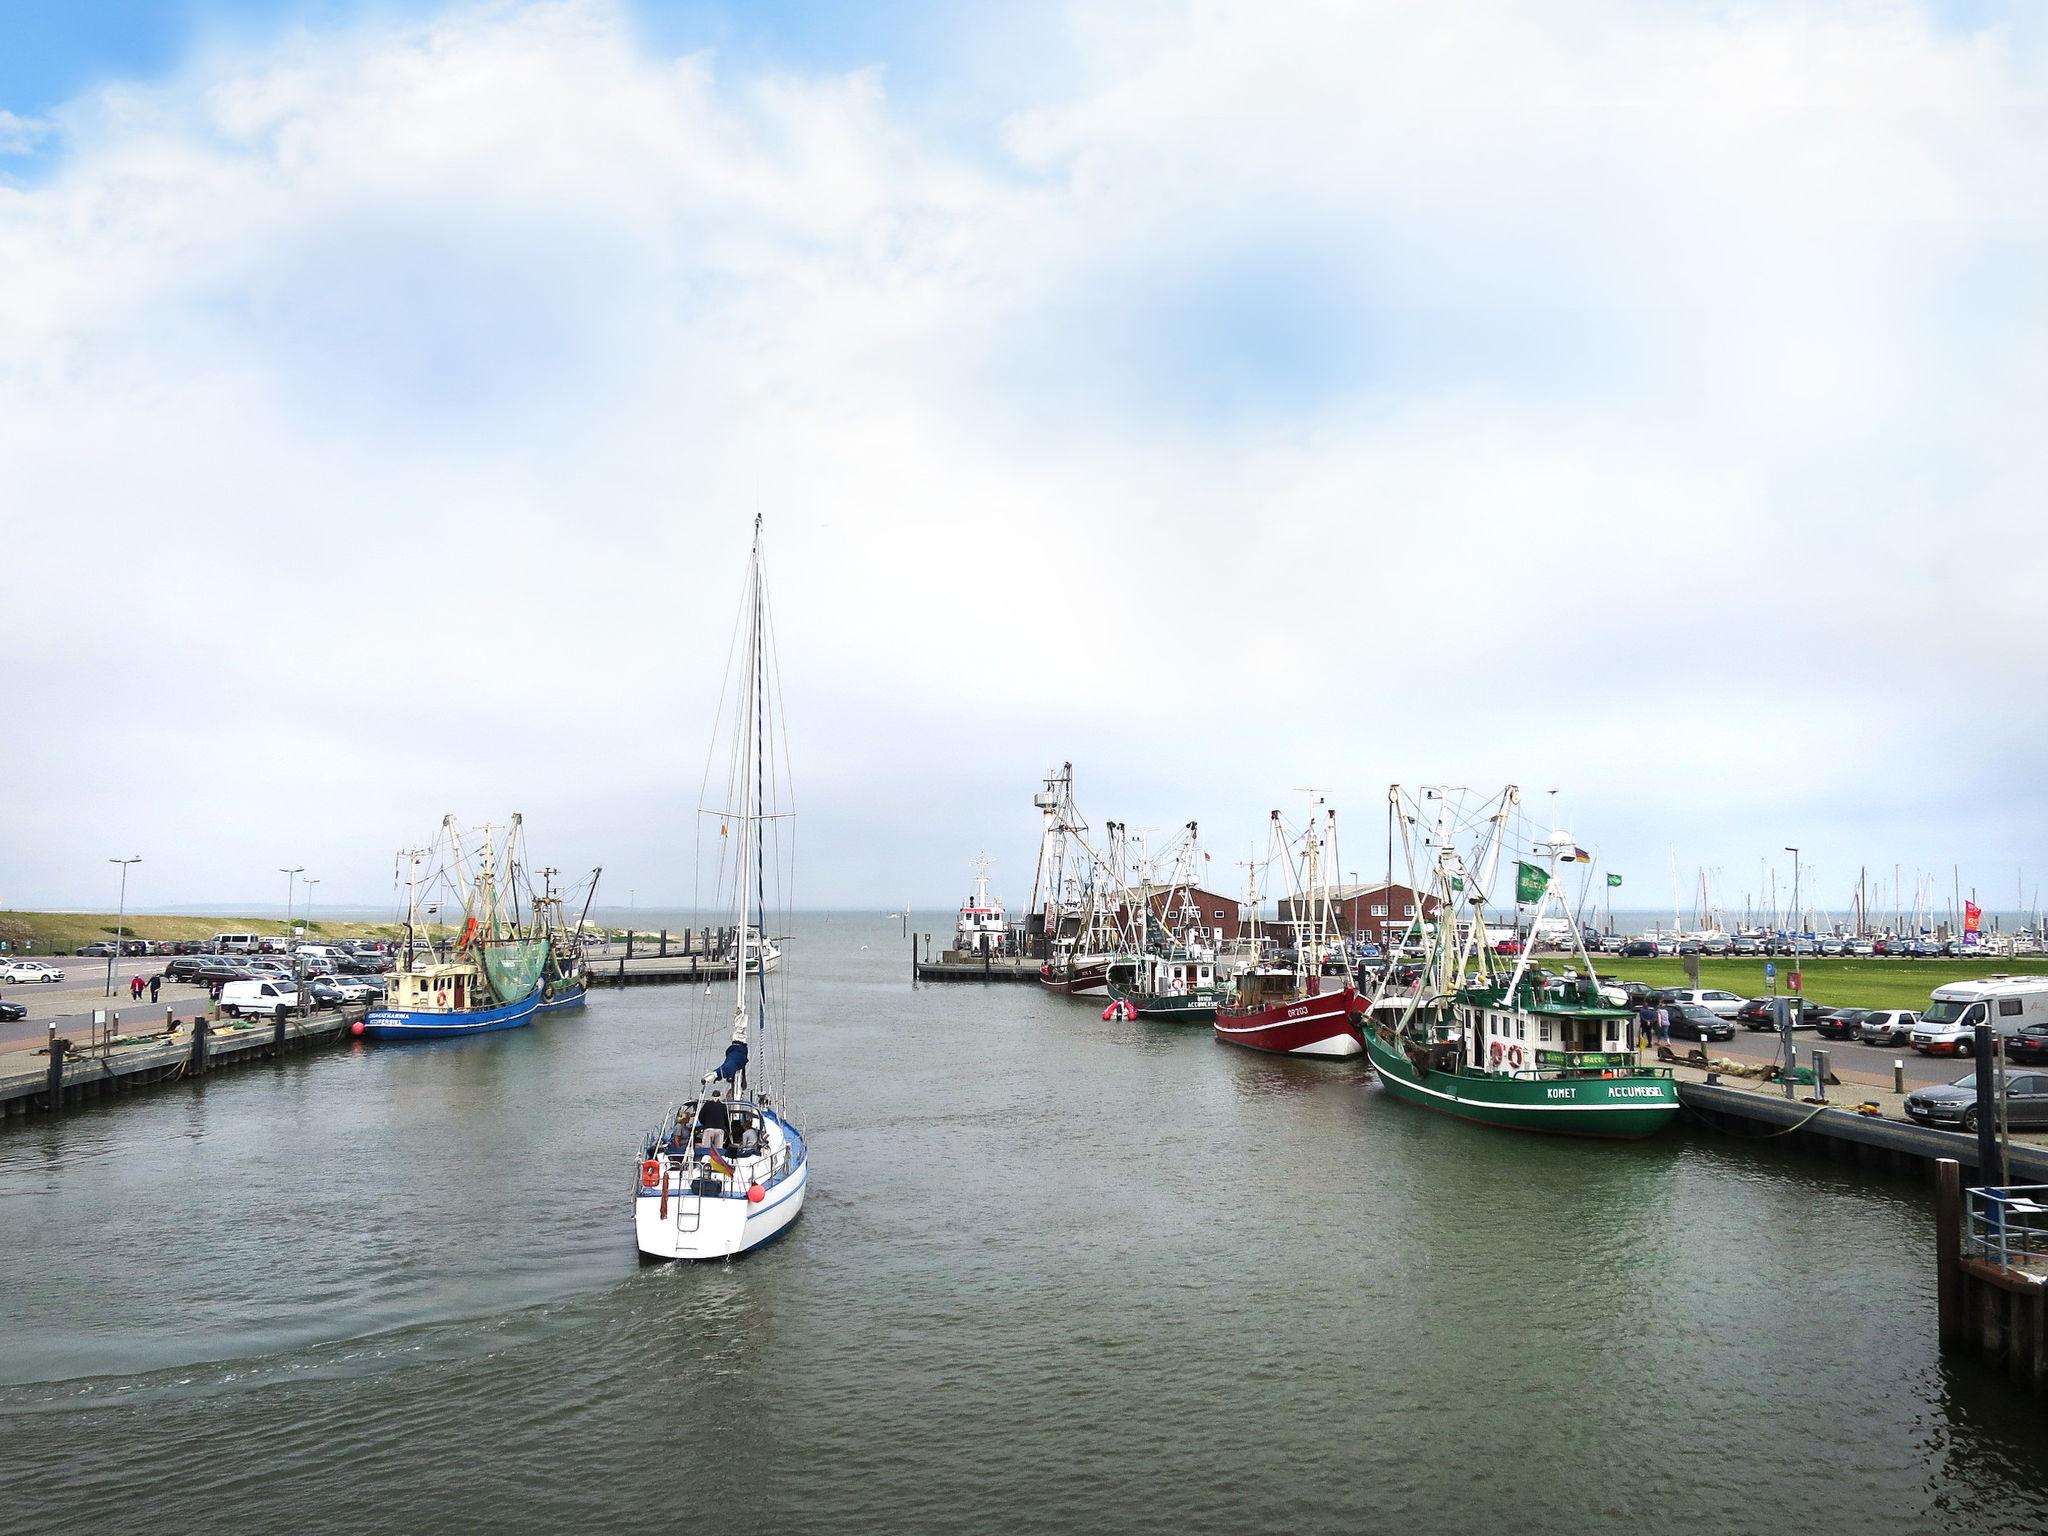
<box><xmin>360</xmin><ymin>816</ymin><xmax>555</xmax><ymax>1041</ymax></box>
<box><xmin>634</xmin><ymin>515</ymin><xmax>808</xmax><ymax>1261</ymax></box>
<box><xmin>1213</xmin><ymin>799</ymin><xmax>1362</xmax><ymax>1057</ymax></box>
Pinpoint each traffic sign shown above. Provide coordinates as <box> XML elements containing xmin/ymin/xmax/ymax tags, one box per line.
<box><xmin>1764</xmin><ymin>961</ymin><xmax>1776</xmax><ymax>980</ymax></box>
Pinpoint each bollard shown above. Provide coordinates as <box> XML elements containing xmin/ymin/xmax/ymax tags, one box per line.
<box><xmin>189</xmin><ymin>1016</ymin><xmax>210</xmax><ymax>1076</ymax></box>
<box><xmin>660</xmin><ymin>928</ymin><xmax>668</xmax><ymax>958</ymax></box>
<box><xmin>1894</xmin><ymin>1058</ymin><xmax>1906</xmax><ymax>1095</ymax></box>
<box><xmin>1811</xmin><ymin>1047</ymin><xmax>1829</xmax><ymax>1102</ymax></box>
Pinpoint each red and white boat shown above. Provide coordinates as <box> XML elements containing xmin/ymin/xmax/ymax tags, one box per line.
<box><xmin>1038</xmin><ymin>954</ymin><xmax>1118</xmax><ymax>995</ymax></box>
<box><xmin>1213</xmin><ymin>797</ymin><xmax>1363</xmax><ymax>1058</ymax></box>
<box><xmin>1214</xmin><ymin>977</ymin><xmax>1362</xmax><ymax>1057</ymax></box>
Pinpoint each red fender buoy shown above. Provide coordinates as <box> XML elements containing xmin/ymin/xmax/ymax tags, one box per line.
<box><xmin>747</xmin><ymin>1184</ymin><xmax>766</xmax><ymax>1203</ymax></box>
<box><xmin>1102</xmin><ymin>1003</ymin><xmax>1118</xmax><ymax>1020</ymax></box>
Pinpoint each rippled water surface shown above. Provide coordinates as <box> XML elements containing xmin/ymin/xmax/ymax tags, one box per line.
<box><xmin>4</xmin><ymin>913</ymin><xmax>2046</xmax><ymax>1533</ymax></box>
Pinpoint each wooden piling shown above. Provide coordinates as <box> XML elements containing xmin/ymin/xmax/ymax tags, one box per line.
<box><xmin>1935</xmin><ymin>1157</ymin><xmax>1962</xmax><ymax>1351</ymax></box>
<box><xmin>44</xmin><ymin>1036</ymin><xmax>66</xmax><ymax>1114</ymax></box>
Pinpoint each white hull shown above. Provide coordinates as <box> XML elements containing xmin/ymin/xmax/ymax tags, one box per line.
<box><xmin>634</xmin><ymin>1114</ymin><xmax>807</xmax><ymax>1261</ymax></box>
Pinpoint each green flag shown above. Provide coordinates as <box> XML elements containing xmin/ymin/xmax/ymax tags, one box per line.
<box><xmin>1515</xmin><ymin>861</ymin><xmax>1549</xmax><ymax>904</ymax></box>
<box><xmin>1450</xmin><ymin>876</ymin><xmax>1464</xmax><ymax>892</ymax></box>
<box><xmin>1607</xmin><ymin>873</ymin><xmax>1623</xmax><ymax>889</ymax></box>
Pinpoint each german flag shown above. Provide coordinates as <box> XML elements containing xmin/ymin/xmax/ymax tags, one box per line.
<box><xmin>707</xmin><ymin>1150</ymin><xmax>734</xmax><ymax>1176</ymax></box>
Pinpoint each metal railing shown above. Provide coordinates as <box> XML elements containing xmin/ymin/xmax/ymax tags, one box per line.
<box><xmin>1964</xmin><ymin>1186</ymin><xmax>2048</xmax><ymax>1274</ymax></box>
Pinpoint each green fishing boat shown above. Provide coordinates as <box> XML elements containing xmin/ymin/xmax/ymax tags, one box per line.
<box><xmin>1365</xmin><ymin>978</ymin><xmax>1676</xmax><ymax>1138</ymax></box>
<box><xmin>1364</xmin><ymin>784</ymin><xmax>1677</xmax><ymax>1140</ymax></box>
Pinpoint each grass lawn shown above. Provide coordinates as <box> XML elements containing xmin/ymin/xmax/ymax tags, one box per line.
<box><xmin>1575</xmin><ymin>954</ymin><xmax>2038</xmax><ymax>1011</ymax></box>
<box><xmin>0</xmin><ymin>909</ymin><xmax>406</xmax><ymax>956</ymax></box>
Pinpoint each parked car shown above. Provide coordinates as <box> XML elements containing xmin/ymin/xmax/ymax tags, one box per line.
<box><xmin>1857</xmin><ymin>1010</ymin><xmax>1919</xmax><ymax>1046</ymax></box>
<box><xmin>319</xmin><ymin>976</ymin><xmax>377</xmax><ymax>1004</ymax></box>
<box><xmin>1666</xmin><ymin>988</ymin><xmax>1747</xmax><ymax>1019</ymax></box>
<box><xmin>1814</xmin><ymin>1008</ymin><xmax>1872</xmax><ymax>1040</ymax></box>
<box><xmin>219</xmin><ymin>979</ymin><xmax>300</xmax><ymax>1021</ymax></box>
<box><xmin>1845</xmin><ymin>940</ymin><xmax>1875</xmax><ymax>957</ymax></box>
<box><xmin>1736</xmin><ymin>996</ymin><xmax>1826</xmax><ymax>1030</ymax></box>
<box><xmin>2005</xmin><ymin>1023</ymin><xmax>2048</xmax><ymax>1064</ymax></box>
<box><xmin>0</xmin><ymin>1000</ymin><xmax>25</xmax><ymax>1023</ymax></box>
<box><xmin>192</xmin><ymin>959</ymin><xmax>258</xmax><ymax>987</ymax></box>
<box><xmin>1731</xmin><ymin>937</ymin><xmax>1763</xmax><ymax>956</ymax></box>
<box><xmin>1817</xmin><ymin>938</ymin><xmax>1845</xmax><ymax>957</ymax></box>
<box><xmin>1700</xmin><ymin>935</ymin><xmax>1732</xmax><ymax>956</ymax></box>
<box><xmin>162</xmin><ymin>955</ymin><xmax>218</xmax><ymax>984</ymax></box>
<box><xmin>0</xmin><ymin>960</ymin><xmax>64</xmax><ymax>983</ymax></box>
<box><xmin>1493</xmin><ymin>938</ymin><xmax>1522</xmax><ymax>955</ymax></box>
<box><xmin>172</xmin><ymin>939</ymin><xmax>210</xmax><ymax>955</ymax></box>
<box><xmin>1667</xmin><ymin>1005</ymin><xmax>1735</xmax><ymax>1042</ymax></box>
<box><xmin>74</xmin><ymin>941</ymin><xmax>116</xmax><ymax>957</ymax></box>
<box><xmin>1620</xmin><ymin>939</ymin><xmax>1658</xmax><ymax>958</ymax></box>
<box><xmin>1904</xmin><ymin>1071</ymin><xmax>2048</xmax><ymax>1132</ymax></box>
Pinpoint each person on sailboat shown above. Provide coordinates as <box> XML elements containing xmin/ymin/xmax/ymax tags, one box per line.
<box><xmin>696</xmin><ymin>1093</ymin><xmax>729</xmax><ymax>1151</ymax></box>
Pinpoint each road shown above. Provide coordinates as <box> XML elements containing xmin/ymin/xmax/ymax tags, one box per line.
<box><xmin>1690</xmin><ymin>1022</ymin><xmax>1976</xmax><ymax>1090</ymax></box>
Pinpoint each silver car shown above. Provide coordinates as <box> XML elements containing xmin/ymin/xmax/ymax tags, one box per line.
<box><xmin>1904</xmin><ymin>1071</ymin><xmax>2048</xmax><ymax>1132</ymax></box>
<box><xmin>1857</xmin><ymin>1009</ymin><xmax>1918</xmax><ymax>1046</ymax></box>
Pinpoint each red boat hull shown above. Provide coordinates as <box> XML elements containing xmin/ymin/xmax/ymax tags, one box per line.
<box><xmin>1213</xmin><ymin>986</ymin><xmax>1362</xmax><ymax>1058</ymax></box>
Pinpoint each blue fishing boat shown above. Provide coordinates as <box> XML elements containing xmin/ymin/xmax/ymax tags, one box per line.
<box><xmin>357</xmin><ymin>815</ymin><xmax>558</xmax><ymax>1042</ymax></box>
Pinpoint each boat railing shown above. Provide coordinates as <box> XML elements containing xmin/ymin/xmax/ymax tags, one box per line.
<box><xmin>1965</xmin><ymin>1186</ymin><xmax>2048</xmax><ymax>1274</ymax></box>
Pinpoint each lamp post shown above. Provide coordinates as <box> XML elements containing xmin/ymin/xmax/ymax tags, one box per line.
<box><xmin>1784</xmin><ymin>847</ymin><xmax>1801</xmax><ymax>938</ymax></box>
<box><xmin>279</xmin><ymin>866</ymin><xmax>303</xmax><ymax>936</ymax></box>
<box><xmin>299</xmin><ymin>877</ymin><xmax>319</xmax><ymax>1011</ymax></box>
<box><xmin>105</xmin><ymin>856</ymin><xmax>141</xmax><ymax>997</ymax></box>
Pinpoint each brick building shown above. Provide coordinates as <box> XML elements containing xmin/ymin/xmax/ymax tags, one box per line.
<box><xmin>1274</xmin><ymin>882</ymin><xmax>1440</xmax><ymax>946</ymax></box>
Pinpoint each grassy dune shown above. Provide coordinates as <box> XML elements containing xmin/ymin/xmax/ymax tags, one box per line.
<box><xmin>1573</xmin><ymin>954</ymin><xmax>2039</xmax><ymax>1011</ymax></box>
<box><xmin>0</xmin><ymin>910</ymin><xmax>406</xmax><ymax>955</ymax></box>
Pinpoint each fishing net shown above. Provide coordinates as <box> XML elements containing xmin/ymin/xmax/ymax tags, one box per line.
<box><xmin>481</xmin><ymin>939</ymin><xmax>548</xmax><ymax>1004</ymax></box>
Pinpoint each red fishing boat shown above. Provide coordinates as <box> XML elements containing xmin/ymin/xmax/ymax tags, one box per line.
<box><xmin>1212</xmin><ymin>798</ymin><xmax>1363</xmax><ymax>1058</ymax></box>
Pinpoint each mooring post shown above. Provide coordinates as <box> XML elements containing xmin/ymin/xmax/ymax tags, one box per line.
<box><xmin>44</xmin><ymin>1029</ymin><xmax>66</xmax><ymax>1114</ymax></box>
<box><xmin>1895</xmin><ymin>1058</ymin><xmax>1906</xmax><ymax>1095</ymax></box>
<box><xmin>274</xmin><ymin>1006</ymin><xmax>287</xmax><ymax>1053</ymax></box>
<box><xmin>660</xmin><ymin>928</ymin><xmax>668</xmax><ymax>958</ymax></box>
<box><xmin>910</xmin><ymin>932</ymin><xmax>918</xmax><ymax>982</ymax></box>
<box><xmin>984</xmin><ymin>946</ymin><xmax>992</xmax><ymax>981</ymax></box>
<box><xmin>626</xmin><ymin>929</ymin><xmax>635</xmax><ymax>960</ymax></box>
<box><xmin>1936</xmin><ymin>1157</ymin><xmax>1963</xmax><ymax>1351</ymax></box>
<box><xmin>189</xmin><ymin>1016</ymin><xmax>209</xmax><ymax>1077</ymax></box>
<box><xmin>1973</xmin><ymin>1024</ymin><xmax>2005</xmax><ymax>1185</ymax></box>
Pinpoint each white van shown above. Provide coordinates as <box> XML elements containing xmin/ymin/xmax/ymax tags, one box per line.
<box><xmin>212</xmin><ymin>932</ymin><xmax>260</xmax><ymax>954</ymax></box>
<box><xmin>1910</xmin><ymin>976</ymin><xmax>2048</xmax><ymax>1056</ymax></box>
<box><xmin>219</xmin><ymin>979</ymin><xmax>301</xmax><ymax>1020</ymax></box>
<box><xmin>296</xmin><ymin>944</ymin><xmax>346</xmax><ymax>963</ymax></box>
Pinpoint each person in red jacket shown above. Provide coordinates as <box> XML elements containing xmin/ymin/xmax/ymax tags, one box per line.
<box><xmin>129</xmin><ymin>973</ymin><xmax>144</xmax><ymax>1001</ymax></box>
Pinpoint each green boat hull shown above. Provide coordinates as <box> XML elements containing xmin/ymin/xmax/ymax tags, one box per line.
<box><xmin>1105</xmin><ymin>977</ymin><xmax>1218</xmax><ymax>1024</ymax></box>
<box><xmin>1365</xmin><ymin>1032</ymin><xmax>1678</xmax><ymax>1140</ymax></box>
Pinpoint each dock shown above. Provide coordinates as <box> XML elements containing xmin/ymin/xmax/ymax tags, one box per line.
<box><xmin>909</xmin><ymin>935</ymin><xmax>1041</xmax><ymax>984</ymax></box>
<box><xmin>581</xmin><ymin>931</ymin><xmax>742</xmax><ymax>988</ymax></box>
<box><xmin>0</xmin><ymin>1005</ymin><xmax>366</xmax><ymax>1120</ymax></box>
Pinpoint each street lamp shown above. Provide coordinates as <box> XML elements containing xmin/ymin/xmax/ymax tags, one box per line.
<box><xmin>299</xmin><ymin>877</ymin><xmax>319</xmax><ymax>1011</ymax></box>
<box><xmin>106</xmin><ymin>856</ymin><xmax>141</xmax><ymax>997</ymax></box>
<box><xmin>279</xmin><ymin>865</ymin><xmax>303</xmax><ymax>935</ymax></box>
<box><xmin>1784</xmin><ymin>847</ymin><xmax>1801</xmax><ymax>938</ymax></box>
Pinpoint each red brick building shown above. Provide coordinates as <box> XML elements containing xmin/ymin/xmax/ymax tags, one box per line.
<box><xmin>1275</xmin><ymin>882</ymin><xmax>1440</xmax><ymax>945</ymax></box>
<box><xmin>1118</xmin><ymin>883</ymin><xmax>1246</xmax><ymax>944</ymax></box>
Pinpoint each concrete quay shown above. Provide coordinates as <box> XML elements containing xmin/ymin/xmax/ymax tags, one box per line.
<box><xmin>0</xmin><ymin>1004</ymin><xmax>366</xmax><ymax>1121</ymax></box>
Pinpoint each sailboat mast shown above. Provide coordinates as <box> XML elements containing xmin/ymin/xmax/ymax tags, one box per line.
<box><xmin>734</xmin><ymin>520</ymin><xmax>760</xmax><ymax>1028</ymax></box>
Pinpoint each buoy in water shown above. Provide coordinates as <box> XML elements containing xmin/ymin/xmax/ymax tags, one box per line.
<box><xmin>1101</xmin><ymin>1004</ymin><xmax>1117</xmax><ymax>1020</ymax></box>
<box><xmin>350</xmin><ymin>1020</ymin><xmax>365</xmax><ymax>1036</ymax></box>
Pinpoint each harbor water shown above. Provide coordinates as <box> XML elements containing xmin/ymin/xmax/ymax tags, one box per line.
<box><xmin>3</xmin><ymin>912</ymin><xmax>2046</xmax><ymax>1533</ymax></box>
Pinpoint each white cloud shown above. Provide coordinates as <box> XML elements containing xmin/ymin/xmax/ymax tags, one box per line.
<box><xmin>1</xmin><ymin>0</ymin><xmax>2044</xmax><ymax>913</ymax></box>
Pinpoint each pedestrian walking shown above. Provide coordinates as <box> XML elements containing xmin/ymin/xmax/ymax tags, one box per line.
<box><xmin>1655</xmin><ymin>1003</ymin><xmax>1671</xmax><ymax>1044</ymax></box>
<box><xmin>149</xmin><ymin>974</ymin><xmax>161</xmax><ymax>1004</ymax></box>
<box><xmin>129</xmin><ymin>974</ymin><xmax>144</xmax><ymax>1001</ymax></box>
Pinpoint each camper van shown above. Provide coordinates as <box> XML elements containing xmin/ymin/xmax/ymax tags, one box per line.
<box><xmin>1909</xmin><ymin>975</ymin><xmax>2048</xmax><ymax>1056</ymax></box>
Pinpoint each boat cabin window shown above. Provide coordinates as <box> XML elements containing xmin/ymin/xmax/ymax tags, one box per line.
<box><xmin>1539</xmin><ymin>1020</ymin><xmax>1552</xmax><ymax>1042</ymax></box>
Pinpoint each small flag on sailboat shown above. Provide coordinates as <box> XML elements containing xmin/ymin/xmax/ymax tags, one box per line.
<box><xmin>707</xmin><ymin>1150</ymin><xmax>734</xmax><ymax>1175</ymax></box>
<box><xmin>1607</xmin><ymin>873</ymin><xmax>1623</xmax><ymax>888</ymax></box>
<box><xmin>1574</xmin><ymin>847</ymin><xmax>1592</xmax><ymax>863</ymax></box>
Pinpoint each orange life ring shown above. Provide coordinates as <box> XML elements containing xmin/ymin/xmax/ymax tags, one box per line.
<box><xmin>640</xmin><ymin>1159</ymin><xmax>660</xmax><ymax>1188</ymax></box>
<box><xmin>1488</xmin><ymin>1039</ymin><xmax>1504</xmax><ymax>1066</ymax></box>
<box><xmin>1508</xmin><ymin>1044</ymin><xmax>1524</xmax><ymax>1069</ymax></box>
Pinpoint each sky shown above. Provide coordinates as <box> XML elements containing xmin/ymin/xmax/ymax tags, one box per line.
<box><xmin>2</xmin><ymin>0</ymin><xmax>2046</xmax><ymax>922</ymax></box>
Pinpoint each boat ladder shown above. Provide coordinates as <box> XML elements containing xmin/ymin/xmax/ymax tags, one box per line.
<box><xmin>674</xmin><ymin>1194</ymin><xmax>702</xmax><ymax>1233</ymax></box>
